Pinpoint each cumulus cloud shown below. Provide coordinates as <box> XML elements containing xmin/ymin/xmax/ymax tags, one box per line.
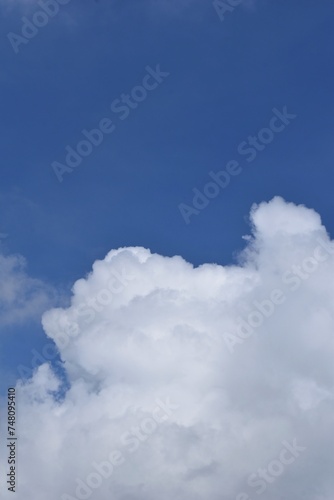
<box><xmin>1</xmin><ymin>197</ymin><xmax>334</xmax><ymax>500</ymax></box>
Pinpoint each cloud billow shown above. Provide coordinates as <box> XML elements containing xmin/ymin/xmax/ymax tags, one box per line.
<box><xmin>1</xmin><ymin>197</ymin><xmax>334</xmax><ymax>500</ymax></box>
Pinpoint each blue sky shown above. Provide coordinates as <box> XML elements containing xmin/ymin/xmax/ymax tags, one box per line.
<box><xmin>1</xmin><ymin>1</ymin><xmax>334</xmax><ymax>498</ymax></box>
<box><xmin>1</xmin><ymin>0</ymin><xmax>334</xmax><ymax>388</ymax></box>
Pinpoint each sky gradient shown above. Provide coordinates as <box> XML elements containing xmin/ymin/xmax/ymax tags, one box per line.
<box><xmin>0</xmin><ymin>1</ymin><xmax>333</xmax><ymax>498</ymax></box>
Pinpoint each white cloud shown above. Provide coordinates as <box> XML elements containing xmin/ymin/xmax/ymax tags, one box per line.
<box><xmin>1</xmin><ymin>197</ymin><xmax>334</xmax><ymax>500</ymax></box>
<box><xmin>0</xmin><ymin>252</ymin><xmax>57</xmax><ymax>328</ymax></box>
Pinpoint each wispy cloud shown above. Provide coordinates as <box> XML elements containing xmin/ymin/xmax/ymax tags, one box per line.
<box><xmin>0</xmin><ymin>251</ymin><xmax>57</xmax><ymax>328</ymax></box>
